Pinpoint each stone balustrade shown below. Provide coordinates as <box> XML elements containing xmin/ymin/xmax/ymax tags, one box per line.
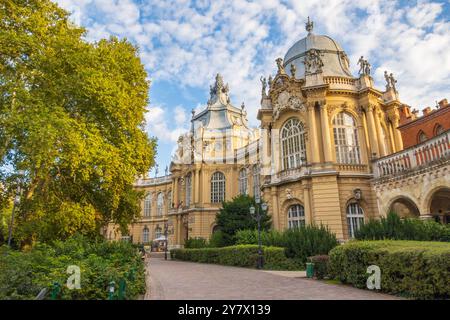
<box><xmin>135</xmin><ymin>175</ymin><xmax>172</xmax><ymax>187</ymax></box>
<box><xmin>374</xmin><ymin>130</ymin><xmax>449</xmax><ymax>179</ymax></box>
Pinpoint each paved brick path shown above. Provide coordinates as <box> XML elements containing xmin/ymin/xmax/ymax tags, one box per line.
<box><xmin>144</xmin><ymin>257</ymin><xmax>399</xmax><ymax>300</ymax></box>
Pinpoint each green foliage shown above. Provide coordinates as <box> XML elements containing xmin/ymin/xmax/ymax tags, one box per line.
<box><xmin>215</xmin><ymin>195</ymin><xmax>271</xmax><ymax>246</ymax></box>
<box><xmin>208</xmin><ymin>230</ymin><xmax>228</xmax><ymax>248</ymax></box>
<box><xmin>355</xmin><ymin>212</ymin><xmax>450</xmax><ymax>242</ymax></box>
<box><xmin>235</xmin><ymin>225</ymin><xmax>339</xmax><ymax>263</ymax></box>
<box><xmin>307</xmin><ymin>255</ymin><xmax>330</xmax><ymax>280</ymax></box>
<box><xmin>0</xmin><ymin>235</ymin><xmax>145</xmax><ymax>299</ymax></box>
<box><xmin>0</xmin><ymin>0</ymin><xmax>156</xmax><ymax>244</ymax></box>
<box><xmin>184</xmin><ymin>237</ymin><xmax>208</xmax><ymax>249</ymax></box>
<box><xmin>328</xmin><ymin>240</ymin><xmax>450</xmax><ymax>299</ymax></box>
<box><xmin>170</xmin><ymin>245</ymin><xmax>303</xmax><ymax>270</ymax></box>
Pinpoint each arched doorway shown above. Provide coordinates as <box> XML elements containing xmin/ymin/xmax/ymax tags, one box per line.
<box><xmin>429</xmin><ymin>188</ymin><xmax>450</xmax><ymax>224</ymax></box>
<box><xmin>388</xmin><ymin>197</ymin><xmax>420</xmax><ymax>218</ymax></box>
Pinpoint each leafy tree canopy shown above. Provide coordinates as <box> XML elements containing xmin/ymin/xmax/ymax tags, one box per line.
<box><xmin>0</xmin><ymin>0</ymin><xmax>156</xmax><ymax>244</ymax></box>
<box><xmin>215</xmin><ymin>195</ymin><xmax>271</xmax><ymax>246</ymax></box>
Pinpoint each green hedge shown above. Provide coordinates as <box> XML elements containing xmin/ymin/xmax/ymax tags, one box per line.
<box><xmin>329</xmin><ymin>240</ymin><xmax>450</xmax><ymax>299</ymax></box>
<box><xmin>355</xmin><ymin>212</ymin><xmax>450</xmax><ymax>242</ymax></box>
<box><xmin>171</xmin><ymin>245</ymin><xmax>303</xmax><ymax>270</ymax></box>
<box><xmin>235</xmin><ymin>225</ymin><xmax>338</xmax><ymax>264</ymax></box>
<box><xmin>0</xmin><ymin>236</ymin><xmax>146</xmax><ymax>300</ymax></box>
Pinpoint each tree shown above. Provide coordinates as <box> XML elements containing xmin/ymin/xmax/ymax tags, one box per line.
<box><xmin>215</xmin><ymin>195</ymin><xmax>271</xmax><ymax>246</ymax></box>
<box><xmin>0</xmin><ymin>0</ymin><xmax>156</xmax><ymax>244</ymax></box>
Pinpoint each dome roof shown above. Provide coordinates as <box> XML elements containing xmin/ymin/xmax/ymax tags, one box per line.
<box><xmin>283</xmin><ymin>19</ymin><xmax>353</xmax><ymax>79</ymax></box>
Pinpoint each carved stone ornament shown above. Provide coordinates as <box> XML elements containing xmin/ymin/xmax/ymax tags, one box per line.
<box><xmin>273</xmin><ymin>92</ymin><xmax>305</xmax><ymax>120</ymax></box>
<box><xmin>286</xmin><ymin>188</ymin><xmax>293</xmax><ymax>200</ymax></box>
<box><xmin>303</xmin><ymin>49</ymin><xmax>324</xmax><ymax>74</ymax></box>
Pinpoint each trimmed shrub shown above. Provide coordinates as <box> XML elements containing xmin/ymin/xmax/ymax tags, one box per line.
<box><xmin>208</xmin><ymin>230</ymin><xmax>228</xmax><ymax>248</ymax></box>
<box><xmin>0</xmin><ymin>236</ymin><xmax>145</xmax><ymax>300</ymax></box>
<box><xmin>308</xmin><ymin>255</ymin><xmax>330</xmax><ymax>280</ymax></box>
<box><xmin>170</xmin><ymin>245</ymin><xmax>303</xmax><ymax>270</ymax></box>
<box><xmin>235</xmin><ymin>225</ymin><xmax>338</xmax><ymax>264</ymax></box>
<box><xmin>355</xmin><ymin>212</ymin><xmax>450</xmax><ymax>242</ymax></box>
<box><xmin>328</xmin><ymin>240</ymin><xmax>450</xmax><ymax>299</ymax></box>
<box><xmin>185</xmin><ymin>237</ymin><xmax>208</xmax><ymax>249</ymax></box>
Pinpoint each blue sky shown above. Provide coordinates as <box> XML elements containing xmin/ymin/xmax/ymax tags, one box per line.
<box><xmin>56</xmin><ymin>0</ymin><xmax>450</xmax><ymax>176</ymax></box>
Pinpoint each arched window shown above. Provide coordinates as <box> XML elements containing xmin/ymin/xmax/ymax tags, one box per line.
<box><xmin>157</xmin><ymin>192</ymin><xmax>164</xmax><ymax>216</ymax></box>
<box><xmin>347</xmin><ymin>203</ymin><xmax>364</xmax><ymax>238</ymax></box>
<box><xmin>144</xmin><ymin>193</ymin><xmax>152</xmax><ymax>217</ymax></box>
<box><xmin>211</xmin><ymin>172</ymin><xmax>225</xmax><ymax>203</ymax></box>
<box><xmin>143</xmin><ymin>227</ymin><xmax>149</xmax><ymax>243</ymax></box>
<box><xmin>418</xmin><ymin>130</ymin><xmax>427</xmax><ymax>143</ymax></box>
<box><xmin>238</xmin><ymin>168</ymin><xmax>247</xmax><ymax>195</ymax></box>
<box><xmin>185</xmin><ymin>173</ymin><xmax>192</xmax><ymax>207</ymax></box>
<box><xmin>253</xmin><ymin>165</ymin><xmax>260</xmax><ymax>201</ymax></box>
<box><xmin>167</xmin><ymin>191</ymin><xmax>172</xmax><ymax>209</ymax></box>
<box><xmin>154</xmin><ymin>226</ymin><xmax>162</xmax><ymax>239</ymax></box>
<box><xmin>333</xmin><ymin>112</ymin><xmax>361</xmax><ymax>164</ymax></box>
<box><xmin>287</xmin><ymin>205</ymin><xmax>305</xmax><ymax>228</ymax></box>
<box><xmin>435</xmin><ymin>124</ymin><xmax>444</xmax><ymax>136</ymax></box>
<box><xmin>281</xmin><ymin>118</ymin><xmax>307</xmax><ymax>170</ymax></box>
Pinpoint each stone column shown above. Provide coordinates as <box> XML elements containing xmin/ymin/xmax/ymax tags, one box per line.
<box><xmin>303</xmin><ymin>184</ymin><xmax>313</xmax><ymax>224</ymax></box>
<box><xmin>194</xmin><ymin>169</ymin><xmax>199</xmax><ymax>204</ymax></box>
<box><xmin>391</xmin><ymin>114</ymin><xmax>404</xmax><ymax>151</ymax></box>
<box><xmin>307</xmin><ymin>102</ymin><xmax>320</xmax><ymax>164</ymax></box>
<box><xmin>319</xmin><ymin>102</ymin><xmax>332</xmax><ymax>163</ymax></box>
<box><xmin>374</xmin><ymin>110</ymin><xmax>387</xmax><ymax>157</ymax></box>
<box><xmin>173</xmin><ymin>177</ymin><xmax>179</xmax><ymax>207</ymax></box>
<box><xmin>365</xmin><ymin>104</ymin><xmax>380</xmax><ymax>158</ymax></box>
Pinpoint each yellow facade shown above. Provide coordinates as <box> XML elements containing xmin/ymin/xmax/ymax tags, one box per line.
<box><xmin>107</xmin><ymin>20</ymin><xmax>450</xmax><ymax>246</ymax></box>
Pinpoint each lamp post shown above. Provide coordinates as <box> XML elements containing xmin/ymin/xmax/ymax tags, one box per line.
<box><xmin>250</xmin><ymin>201</ymin><xmax>268</xmax><ymax>269</ymax></box>
<box><xmin>7</xmin><ymin>170</ymin><xmax>25</xmax><ymax>247</ymax></box>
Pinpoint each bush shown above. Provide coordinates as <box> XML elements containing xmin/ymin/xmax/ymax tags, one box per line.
<box><xmin>171</xmin><ymin>245</ymin><xmax>303</xmax><ymax>270</ymax></box>
<box><xmin>208</xmin><ymin>230</ymin><xmax>228</xmax><ymax>248</ymax></box>
<box><xmin>185</xmin><ymin>237</ymin><xmax>208</xmax><ymax>249</ymax></box>
<box><xmin>328</xmin><ymin>240</ymin><xmax>450</xmax><ymax>299</ymax></box>
<box><xmin>0</xmin><ymin>235</ymin><xmax>145</xmax><ymax>300</ymax></box>
<box><xmin>355</xmin><ymin>212</ymin><xmax>450</xmax><ymax>242</ymax></box>
<box><xmin>308</xmin><ymin>255</ymin><xmax>330</xmax><ymax>280</ymax></box>
<box><xmin>235</xmin><ymin>225</ymin><xmax>338</xmax><ymax>264</ymax></box>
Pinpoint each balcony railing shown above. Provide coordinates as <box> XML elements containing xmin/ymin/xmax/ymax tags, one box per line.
<box><xmin>135</xmin><ymin>175</ymin><xmax>172</xmax><ymax>186</ymax></box>
<box><xmin>374</xmin><ymin>130</ymin><xmax>449</xmax><ymax>179</ymax></box>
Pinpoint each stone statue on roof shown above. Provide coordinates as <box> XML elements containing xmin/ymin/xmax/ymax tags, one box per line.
<box><xmin>275</xmin><ymin>58</ymin><xmax>286</xmax><ymax>75</ymax></box>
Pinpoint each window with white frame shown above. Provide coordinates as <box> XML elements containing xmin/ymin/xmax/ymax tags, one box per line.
<box><xmin>347</xmin><ymin>203</ymin><xmax>364</xmax><ymax>238</ymax></box>
<box><xmin>281</xmin><ymin>118</ymin><xmax>307</xmax><ymax>170</ymax></box>
<box><xmin>287</xmin><ymin>205</ymin><xmax>305</xmax><ymax>228</ymax></box>
<box><xmin>142</xmin><ymin>227</ymin><xmax>149</xmax><ymax>243</ymax></box>
<box><xmin>333</xmin><ymin>112</ymin><xmax>361</xmax><ymax>164</ymax></box>
<box><xmin>238</xmin><ymin>168</ymin><xmax>248</xmax><ymax>195</ymax></box>
<box><xmin>252</xmin><ymin>165</ymin><xmax>260</xmax><ymax>201</ymax></box>
<box><xmin>157</xmin><ymin>192</ymin><xmax>164</xmax><ymax>216</ymax></box>
<box><xmin>154</xmin><ymin>227</ymin><xmax>162</xmax><ymax>239</ymax></box>
<box><xmin>185</xmin><ymin>173</ymin><xmax>192</xmax><ymax>207</ymax></box>
<box><xmin>144</xmin><ymin>193</ymin><xmax>151</xmax><ymax>217</ymax></box>
<box><xmin>211</xmin><ymin>171</ymin><xmax>225</xmax><ymax>203</ymax></box>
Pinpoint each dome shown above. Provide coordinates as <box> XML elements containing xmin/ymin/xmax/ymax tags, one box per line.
<box><xmin>283</xmin><ymin>19</ymin><xmax>353</xmax><ymax>79</ymax></box>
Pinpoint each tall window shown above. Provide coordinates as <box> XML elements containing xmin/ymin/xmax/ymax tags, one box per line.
<box><xmin>211</xmin><ymin>172</ymin><xmax>225</xmax><ymax>203</ymax></box>
<box><xmin>155</xmin><ymin>226</ymin><xmax>162</xmax><ymax>239</ymax></box>
<box><xmin>144</xmin><ymin>193</ymin><xmax>151</xmax><ymax>217</ymax></box>
<box><xmin>167</xmin><ymin>191</ymin><xmax>173</xmax><ymax>209</ymax></box>
<box><xmin>252</xmin><ymin>165</ymin><xmax>260</xmax><ymax>201</ymax></box>
<box><xmin>287</xmin><ymin>205</ymin><xmax>305</xmax><ymax>228</ymax></box>
<box><xmin>238</xmin><ymin>168</ymin><xmax>248</xmax><ymax>195</ymax></box>
<box><xmin>142</xmin><ymin>227</ymin><xmax>149</xmax><ymax>243</ymax></box>
<box><xmin>347</xmin><ymin>203</ymin><xmax>364</xmax><ymax>238</ymax></box>
<box><xmin>185</xmin><ymin>173</ymin><xmax>192</xmax><ymax>207</ymax></box>
<box><xmin>281</xmin><ymin>118</ymin><xmax>307</xmax><ymax>169</ymax></box>
<box><xmin>418</xmin><ymin>130</ymin><xmax>427</xmax><ymax>143</ymax></box>
<box><xmin>157</xmin><ymin>192</ymin><xmax>164</xmax><ymax>216</ymax></box>
<box><xmin>333</xmin><ymin>112</ymin><xmax>361</xmax><ymax>164</ymax></box>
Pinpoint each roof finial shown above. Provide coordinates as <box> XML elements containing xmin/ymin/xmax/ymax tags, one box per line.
<box><xmin>306</xmin><ymin>16</ymin><xmax>313</xmax><ymax>34</ymax></box>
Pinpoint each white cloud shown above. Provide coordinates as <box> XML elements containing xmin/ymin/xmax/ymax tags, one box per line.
<box><xmin>55</xmin><ymin>0</ymin><xmax>450</xmax><ymax>162</ymax></box>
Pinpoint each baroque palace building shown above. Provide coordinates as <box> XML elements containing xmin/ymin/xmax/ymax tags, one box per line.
<box><xmin>106</xmin><ymin>19</ymin><xmax>450</xmax><ymax>246</ymax></box>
